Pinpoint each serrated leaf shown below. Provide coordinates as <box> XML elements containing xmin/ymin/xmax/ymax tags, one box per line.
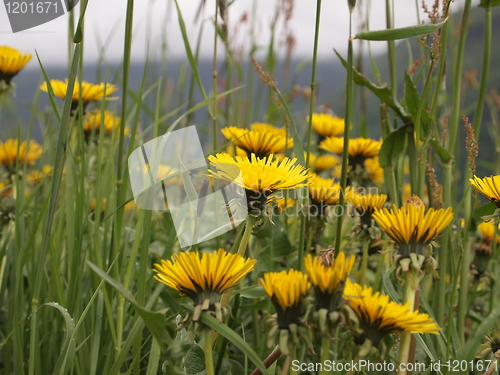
<box><xmin>379</xmin><ymin>126</ymin><xmax>408</xmax><ymax>168</ymax></box>
<box><xmin>184</xmin><ymin>344</ymin><xmax>205</xmax><ymax>374</ymax></box>
<box><xmin>335</xmin><ymin>50</ymin><xmax>411</xmax><ymax>123</ymax></box>
<box><xmin>473</xmin><ymin>203</ymin><xmax>499</xmax><ymax>222</ymax></box>
<box><xmin>182</xmin><ymin>303</ymin><xmax>268</xmax><ymax>375</ymax></box>
<box><xmin>429</xmin><ymin>138</ymin><xmax>453</xmax><ymax>163</ymax></box>
<box><xmin>355</xmin><ymin>18</ymin><xmax>448</xmax><ymax>41</ymax></box>
<box><xmin>87</xmin><ymin>261</ymin><xmax>173</xmax><ymax>348</ymax></box>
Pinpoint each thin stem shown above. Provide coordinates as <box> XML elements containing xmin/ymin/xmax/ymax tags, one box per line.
<box><xmin>212</xmin><ymin>0</ymin><xmax>218</xmax><ymax>150</ymax></box>
<box><xmin>319</xmin><ymin>336</ymin><xmax>331</xmax><ymax>375</ymax></box>
<box><xmin>236</xmin><ymin>215</ymin><xmax>255</xmax><ymax>257</ymax></box>
<box><xmin>360</xmin><ymin>239</ymin><xmax>370</xmax><ymax>286</ymax></box>
<box><xmin>456</xmin><ymin>4</ymin><xmax>491</xmax><ymax>338</ymax></box>
<box><xmin>288</xmin><ymin>342</ymin><xmax>298</xmax><ymax>375</ymax></box>
<box><xmin>436</xmin><ymin>162</ymin><xmax>452</xmax><ymax>328</ymax></box>
<box><xmin>385</xmin><ymin>0</ymin><xmax>397</xmax><ymax>99</ymax></box>
<box><xmin>249</xmin><ymin>347</ymin><xmax>282</xmax><ymax>375</ymax></box>
<box><xmin>407</xmin><ymin>127</ymin><xmax>418</xmax><ymax>195</ymax></box>
<box><xmin>204</xmin><ymin>330</ymin><xmax>215</xmax><ymax>375</ymax></box>
<box><xmin>386</xmin><ymin>165</ymin><xmax>400</xmax><ymax>207</ymax></box>
<box><xmin>446</xmin><ymin>0</ymin><xmax>471</xmax><ymax>154</ymax></box>
<box><xmin>305</xmin><ymin>0</ymin><xmax>322</xmax><ymax>169</ymax></box>
<box><xmin>397</xmin><ymin>271</ymin><xmax>418</xmax><ymax>374</ymax></box>
<box><xmin>29</xmin><ymin>44</ymin><xmax>82</xmax><ymax>375</ymax></box>
<box><xmin>430</xmin><ymin>20</ymin><xmax>449</xmax><ymax>116</ymax></box>
<box><xmin>334</xmin><ymin>12</ymin><xmax>353</xmax><ymax>257</ymax></box>
<box><xmin>220</xmin><ymin>215</ymin><xmax>255</xmax><ymax>307</ymax></box>
<box><xmin>457</xmin><ymin>240</ymin><xmax>472</xmax><ymax>346</ymax></box>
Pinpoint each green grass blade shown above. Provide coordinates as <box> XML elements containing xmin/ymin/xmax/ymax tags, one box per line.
<box><xmin>182</xmin><ymin>303</ymin><xmax>268</xmax><ymax>375</ymax></box>
<box><xmin>43</xmin><ymin>303</ymin><xmax>76</xmax><ymax>375</ymax></box>
<box><xmin>87</xmin><ymin>261</ymin><xmax>173</xmax><ymax>348</ymax></box>
<box><xmin>355</xmin><ymin>17</ymin><xmax>448</xmax><ymax>41</ymax></box>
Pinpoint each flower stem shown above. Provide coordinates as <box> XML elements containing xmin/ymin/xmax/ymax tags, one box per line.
<box><xmin>360</xmin><ymin>240</ymin><xmax>370</xmax><ymax>286</ymax></box>
<box><xmin>288</xmin><ymin>341</ymin><xmax>298</xmax><ymax>375</ymax></box>
<box><xmin>236</xmin><ymin>215</ymin><xmax>255</xmax><ymax>258</ymax></box>
<box><xmin>319</xmin><ymin>336</ymin><xmax>331</xmax><ymax>375</ymax></box>
<box><xmin>334</xmin><ymin>9</ymin><xmax>353</xmax><ymax>257</ymax></box>
<box><xmin>385</xmin><ymin>0</ymin><xmax>397</xmax><ymax>99</ymax></box>
<box><xmin>397</xmin><ymin>271</ymin><xmax>417</xmax><ymax>374</ymax></box>
<box><xmin>305</xmin><ymin>0</ymin><xmax>322</xmax><ymax>169</ymax></box>
<box><xmin>220</xmin><ymin>215</ymin><xmax>256</xmax><ymax>307</ymax></box>
<box><xmin>204</xmin><ymin>330</ymin><xmax>215</xmax><ymax>375</ymax></box>
<box><xmin>212</xmin><ymin>0</ymin><xmax>218</xmax><ymax>151</ymax></box>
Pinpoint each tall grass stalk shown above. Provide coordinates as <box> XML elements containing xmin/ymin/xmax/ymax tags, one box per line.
<box><xmin>29</xmin><ymin>45</ymin><xmax>81</xmax><ymax>375</ymax></box>
<box><xmin>212</xmin><ymin>0</ymin><xmax>219</xmax><ymax>150</ymax></box>
<box><xmin>334</xmin><ymin>7</ymin><xmax>354</xmax><ymax>257</ymax></box>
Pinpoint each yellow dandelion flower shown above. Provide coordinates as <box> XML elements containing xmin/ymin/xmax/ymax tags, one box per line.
<box><xmin>154</xmin><ymin>249</ymin><xmax>256</xmax><ymax>307</ymax></box>
<box><xmin>26</xmin><ymin>165</ymin><xmax>52</xmax><ymax>185</ymax></box>
<box><xmin>0</xmin><ymin>139</ymin><xmax>42</xmax><ymax>172</ymax></box>
<box><xmin>40</xmin><ymin>79</ymin><xmax>118</xmax><ymax>109</ymax></box>
<box><xmin>308</xmin><ymin>173</ymin><xmax>348</xmax><ymax>207</ymax></box>
<box><xmin>364</xmin><ymin>157</ymin><xmax>384</xmax><ymax>185</ymax></box>
<box><xmin>310</xmin><ymin>113</ymin><xmax>344</xmax><ymax>138</ymax></box>
<box><xmin>473</xmin><ymin>222</ymin><xmax>498</xmax><ymax>276</ymax></box>
<box><xmin>344</xmin><ymin>279</ymin><xmax>440</xmax><ymax>346</ymax></box>
<box><xmin>261</xmin><ymin>269</ymin><xmax>310</xmax><ymax>328</ymax></box>
<box><xmin>0</xmin><ymin>46</ymin><xmax>32</xmax><ymax>85</ymax></box>
<box><xmin>273</xmin><ymin>196</ymin><xmax>296</xmax><ymax>215</ymax></box>
<box><xmin>314</xmin><ymin>154</ymin><xmax>339</xmax><ymax>174</ymax></box>
<box><xmin>90</xmin><ymin>198</ymin><xmax>107</xmax><ymax>212</ymax></box>
<box><xmin>221</xmin><ymin>123</ymin><xmax>293</xmax><ymax>158</ymax></box>
<box><xmin>84</xmin><ymin>110</ymin><xmax>127</xmax><ymax>137</ymax></box>
<box><xmin>305</xmin><ymin>152</ymin><xmax>317</xmax><ymax>168</ymax></box>
<box><xmin>320</xmin><ymin>137</ymin><xmax>381</xmax><ymax>165</ymax></box>
<box><xmin>349</xmin><ymin>192</ymin><xmax>387</xmax><ymax>215</ymax></box>
<box><xmin>0</xmin><ymin>181</ymin><xmax>12</xmax><ymax>197</ymax></box>
<box><xmin>372</xmin><ymin>204</ymin><xmax>453</xmax><ymax>255</ymax></box>
<box><xmin>305</xmin><ymin>253</ymin><xmax>355</xmax><ymax>312</ymax></box>
<box><xmin>470</xmin><ymin>175</ymin><xmax>500</xmax><ymax>207</ymax></box>
<box><xmin>209</xmin><ymin>153</ymin><xmax>310</xmax><ymax>212</ymax></box>
<box><xmin>477</xmin><ymin>222</ymin><xmax>500</xmax><ymax>243</ymax></box>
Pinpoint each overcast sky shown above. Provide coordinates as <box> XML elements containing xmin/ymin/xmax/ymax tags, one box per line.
<box><xmin>1</xmin><ymin>0</ymin><xmax>469</xmax><ymax>66</ymax></box>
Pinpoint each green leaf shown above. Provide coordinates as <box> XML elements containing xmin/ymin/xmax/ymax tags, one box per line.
<box><xmin>457</xmin><ymin>307</ymin><xmax>500</xmax><ymax>366</ymax></box>
<box><xmin>253</xmin><ymin>220</ymin><xmax>293</xmax><ymax>273</ymax></box>
<box><xmin>473</xmin><ymin>202</ymin><xmax>498</xmax><ymax>222</ymax></box>
<box><xmin>87</xmin><ymin>261</ymin><xmax>173</xmax><ymax>348</ymax></box>
<box><xmin>404</xmin><ymin>73</ymin><xmax>432</xmax><ymax>132</ymax></box>
<box><xmin>253</xmin><ymin>220</ymin><xmax>293</xmax><ymax>258</ymax></box>
<box><xmin>429</xmin><ymin>138</ymin><xmax>453</xmax><ymax>163</ymax></box>
<box><xmin>237</xmin><ymin>286</ymin><xmax>266</xmax><ymax>299</ymax></box>
<box><xmin>44</xmin><ymin>303</ymin><xmax>75</xmax><ymax>375</ymax></box>
<box><xmin>182</xmin><ymin>304</ymin><xmax>268</xmax><ymax>375</ymax></box>
<box><xmin>379</xmin><ymin>126</ymin><xmax>408</xmax><ymax>168</ymax></box>
<box><xmin>354</xmin><ymin>18</ymin><xmax>448</xmax><ymax>41</ymax></box>
<box><xmin>479</xmin><ymin>0</ymin><xmax>500</xmax><ymax>7</ymax></box>
<box><xmin>184</xmin><ymin>344</ymin><xmax>205</xmax><ymax>374</ymax></box>
<box><xmin>382</xmin><ymin>266</ymin><xmax>401</xmax><ymax>303</ymax></box>
<box><xmin>404</xmin><ymin>73</ymin><xmax>420</xmax><ymax>115</ymax></box>
<box><xmin>335</xmin><ymin>50</ymin><xmax>411</xmax><ymax>123</ymax></box>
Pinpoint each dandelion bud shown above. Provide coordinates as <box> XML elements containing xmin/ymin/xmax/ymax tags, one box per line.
<box><xmin>348</xmin><ymin>0</ymin><xmax>356</xmax><ymax>13</ymax></box>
